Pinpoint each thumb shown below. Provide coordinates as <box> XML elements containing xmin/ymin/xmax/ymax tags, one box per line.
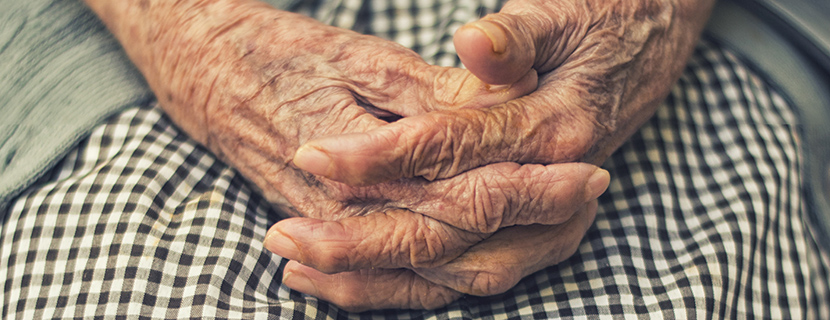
<box><xmin>453</xmin><ymin>3</ymin><xmax>577</xmax><ymax>85</ymax></box>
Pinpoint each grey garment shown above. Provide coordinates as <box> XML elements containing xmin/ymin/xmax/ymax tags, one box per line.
<box><xmin>0</xmin><ymin>0</ymin><xmax>299</xmax><ymax>214</ymax></box>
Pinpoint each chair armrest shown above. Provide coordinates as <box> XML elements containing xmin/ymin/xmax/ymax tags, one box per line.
<box><xmin>742</xmin><ymin>0</ymin><xmax>830</xmax><ymax>72</ymax></box>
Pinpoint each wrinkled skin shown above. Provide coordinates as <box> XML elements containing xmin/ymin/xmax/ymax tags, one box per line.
<box><xmin>83</xmin><ymin>0</ymin><xmax>612</xmax><ymax>311</ymax></box>
<box><xmin>294</xmin><ymin>0</ymin><xmax>716</xmax><ymax>183</ymax></box>
<box><xmin>278</xmin><ymin>0</ymin><xmax>716</xmax><ymax>311</ymax></box>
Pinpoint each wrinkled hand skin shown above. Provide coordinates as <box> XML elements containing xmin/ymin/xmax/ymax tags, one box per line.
<box><xmin>85</xmin><ymin>0</ymin><xmax>534</xmax><ymax>215</ymax></box>
<box><xmin>279</xmin><ymin>0</ymin><xmax>716</xmax><ymax>312</ymax></box>
<box><xmin>83</xmin><ymin>0</ymin><xmax>611</xmax><ymax>311</ymax></box>
<box><xmin>273</xmin><ymin>200</ymin><xmax>598</xmax><ymax>311</ymax></box>
<box><xmin>295</xmin><ymin>0</ymin><xmax>717</xmax><ymax>184</ymax></box>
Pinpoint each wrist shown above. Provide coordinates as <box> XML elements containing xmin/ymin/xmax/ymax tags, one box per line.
<box><xmin>590</xmin><ymin>0</ymin><xmax>715</xmax><ymax>162</ymax></box>
<box><xmin>83</xmin><ymin>0</ymin><xmax>301</xmax><ymax>143</ymax></box>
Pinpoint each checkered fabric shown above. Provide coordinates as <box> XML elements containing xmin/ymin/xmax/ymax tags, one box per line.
<box><xmin>2</xmin><ymin>1</ymin><xmax>829</xmax><ymax>319</ymax></box>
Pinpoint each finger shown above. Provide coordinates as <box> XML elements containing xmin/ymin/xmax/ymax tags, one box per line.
<box><xmin>264</xmin><ymin>210</ymin><xmax>488</xmax><ymax>274</ymax></box>
<box><xmin>281</xmin><ymin>261</ymin><xmax>462</xmax><ymax>312</ymax></box>
<box><xmin>337</xmin><ymin>38</ymin><xmax>537</xmax><ymax>119</ymax></box>
<box><xmin>413</xmin><ymin>200</ymin><xmax>597</xmax><ymax>296</ymax></box>
<box><xmin>359</xmin><ymin>63</ymin><xmax>538</xmax><ymax>118</ymax></box>
<box><xmin>263</xmin><ymin>163</ymin><xmax>607</xmax><ymax>273</ymax></box>
<box><xmin>292</xmin><ymin>98</ymin><xmax>596</xmax><ymax>186</ymax></box>
<box><xmin>390</xmin><ymin>162</ymin><xmax>609</xmax><ymax>233</ymax></box>
<box><xmin>215</xmin><ymin>86</ymin><xmax>402</xmax><ymax>217</ymax></box>
<box><xmin>453</xmin><ymin>1</ymin><xmax>584</xmax><ymax>84</ymax></box>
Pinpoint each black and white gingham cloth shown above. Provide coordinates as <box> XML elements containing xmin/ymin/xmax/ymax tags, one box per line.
<box><xmin>2</xmin><ymin>1</ymin><xmax>829</xmax><ymax>318</ymax></box>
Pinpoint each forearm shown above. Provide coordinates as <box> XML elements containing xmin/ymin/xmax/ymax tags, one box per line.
<box><xmin>616</xmin><ymin>0</ymin><xmax>716</xmax><ymax>138</ymax></box>
<box><xmin>81</xmin><ymin>0</ymin><xmax>296</xmax><ymax>143</ymax></box>
<box><xmin>584</xmin><ymin>0</ymin><xmax>717</xmax><ymax>163</ymax></box>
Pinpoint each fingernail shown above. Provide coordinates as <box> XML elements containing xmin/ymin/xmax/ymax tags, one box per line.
<box><xmin>264</xmin><ymin>230</ymin><xmax>302</xmax><ymax>262</ymax></box>
<box><xmin>468</xmin><ymin>20</ymin><xmax>507</xmax><ymax>54</ymax></box>
<box><xmin>283</xmin><ymin>271</ymin><xmax>319</xmax><ymax>296</ymax></box>
<box><xmin>293</xmin><ymin>145</ymin><xmax>332</xmax><ymax>177</ymax></box>
<box><xmin>586</xmin><ymin>168</ymin><xmax>611</xmax><ymax>199</ymax></box>
<box><xmin>487</xmin><ymin>83</ymin><xmax>512</xmax><ymax>91</ymax></box>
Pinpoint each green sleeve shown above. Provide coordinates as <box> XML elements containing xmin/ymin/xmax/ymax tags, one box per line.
<box><xmin>0</xmin><ymin>0</ymin><xmax>299</xmax><ymax>212</ymax></box>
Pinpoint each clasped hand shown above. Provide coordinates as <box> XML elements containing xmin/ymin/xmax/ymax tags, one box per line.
<box><xmin>87</xmin><ymin>0</ymin><xmax>711</xmax><ymax>312</ymax></box>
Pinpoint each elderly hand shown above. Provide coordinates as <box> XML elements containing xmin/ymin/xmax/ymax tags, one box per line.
<box><xmin>269</xmin><ymin>199</ymin><xmax>600</xmax><ymax>311</ymax></box>
<box><xmin>84</xmin><ymin>0</ymin><xmax>610</xmax><ymax>311</ymax></box>
<box><xmin>291</xmin><ymin>0</ymin><xmax>716</xmax><ymax>183</ymax></box>
<box><xmin>83</xmin><ymin>0</ymin><xmax>549</xmax><ymax>218</ymax></box>
<box><xmin>274</xmin><ymin>0</ymin><xmax>716</xmax><ymax>311</ymax></box>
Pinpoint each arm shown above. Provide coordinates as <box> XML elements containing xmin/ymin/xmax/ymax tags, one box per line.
<box><xmin>81</xmin><ymin>0</ymin><xmax>540</xmax><ymax>213</ymax></box>
<box><xmin>83</xmin><ymin>0</ymin><xmax>609</xmax><ymax>311</ymax></box>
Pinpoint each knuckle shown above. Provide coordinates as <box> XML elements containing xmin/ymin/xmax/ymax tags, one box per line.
<box><xmin>311</xmin><ymin>246</ymin><xmax>355</xmax><ymax>274</ymax></box>
<box><xmin>424</xmin><ymin>133</ymin><xmax>458</xmax><ymax>180</ymax></box>
<box><xmin>405</xmin><ymin>217</ymin><xmax>482</xmax><ymax>269</ymax></box>
<box><xmin>407</xmin><ymin>229</ymin><xmax>449</xmax><ymax>269</ymax></box>
<box><xmin>491</xmin><ymin>101</ymin><xmax>540</xmax><ymax>161</ymax></box>
<box><xmin>468</xmin><ymin>173</ymin><xmax>508</xmax><ymax>233</ymax></box>
<box><xmin>395</xmin><ymin>118</ymin><xmax>444</xmax><ymax>179</ymax></box>
<box><xmin>406</xmin><ymin>113</ymin><xmax>476</xmax><ymax>181</ymax></box>
<box><xmin>299</xmin><ymin>221</ymin><xmax>360</xmax><ymax>273</ymax></box>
